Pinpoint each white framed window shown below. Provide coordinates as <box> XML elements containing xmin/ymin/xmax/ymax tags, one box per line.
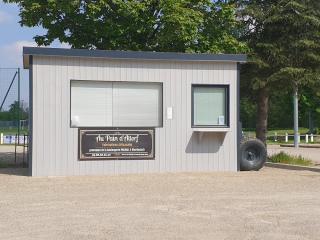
<box><xmin>70</xmin><ymin>81</ymin><xmax>163</xmax><ymax>127</ymax></box>
<box><xmin>192</xmin><ymin>84</ymin><xmax>229</xmax><ymax>127</ymax></box>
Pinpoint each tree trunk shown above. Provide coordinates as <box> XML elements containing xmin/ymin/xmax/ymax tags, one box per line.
<box><xmin>256</xmin><ymin>87</ymin><xmax>269</xmax><ymax>144</ymax></box>
<box><xmin>308</xmin><ymin>110</ymin><xmax>314</xmax><ymax>134</ymax></box>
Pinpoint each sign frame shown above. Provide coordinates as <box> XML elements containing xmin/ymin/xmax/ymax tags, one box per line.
<box><xmin>78</xmin><ymin>127</ymin><xmax>155</xmax><ymax>161</ymax></box>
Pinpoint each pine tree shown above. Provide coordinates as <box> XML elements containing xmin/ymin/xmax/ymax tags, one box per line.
<box><xmin>240</xmin><ymin>0</ymin><xmax>320</xmax><ymax>143</ymax></box>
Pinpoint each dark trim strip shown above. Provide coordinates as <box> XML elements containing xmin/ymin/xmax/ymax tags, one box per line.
<box><xmin>28</xmin><ymin>55</ymin><xmax>33</xmax><ymax>176</ymax></box>
<box><xmin>237</xmin><ymin>63</ymin><xmax>241</xmax><ymax>171</ymax></box>
<box><xmin>23</xmin><ymin>47</ymin><xmax>247</xmax><ymax>69</ymax></box>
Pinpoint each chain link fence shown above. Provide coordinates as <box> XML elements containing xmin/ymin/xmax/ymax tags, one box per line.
<box><xmin>0</xmin><ymin>68</ymin><xmax>28</xmax><ymax>167</ymax></box>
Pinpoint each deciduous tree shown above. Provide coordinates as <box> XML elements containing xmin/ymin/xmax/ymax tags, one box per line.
<box><xmin>5</xmin><ymin>0</ymin><xmax>247</xmax><ymax>53</ymax></box>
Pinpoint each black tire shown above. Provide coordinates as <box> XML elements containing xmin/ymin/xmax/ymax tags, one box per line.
<box><xmin>240</xmin><ymin>139</ymin><xmax>267</xmax><ymax>171</ymax></box>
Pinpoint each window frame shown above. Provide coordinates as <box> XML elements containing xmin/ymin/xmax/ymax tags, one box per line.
<box><xmin>70</xmin><ymin>80</ymin><xmax>164</xmax><ymax>128</ymax></box>
<box><xmin>191</xmin><ymin>84</ymin><xmax>230</xmax><ymax>128</ymax></box>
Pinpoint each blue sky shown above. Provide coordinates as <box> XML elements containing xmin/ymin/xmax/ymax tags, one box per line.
<box><xmin>0</xmin><ymin>2</ymin><xmax>66</xmax><ymax>109</ymax></box>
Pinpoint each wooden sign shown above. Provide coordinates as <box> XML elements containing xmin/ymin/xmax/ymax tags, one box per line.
<box><xmin>78</xmin><ymin>128</ymin><xmax>155</xmax><ymax>160</ymax></box>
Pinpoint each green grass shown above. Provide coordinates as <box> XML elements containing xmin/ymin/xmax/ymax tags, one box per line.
<box><xmin>267</xmin><ymin>128</ymin><xmax>309</xmax><ymax>135</ymax></box>
<box><xmin>0</xmin><ymin>127</ymin><xmax>28</xmax><ymax>135</ymax></box>
<box><xmin>267</xmin><ymin>141</ymin><xmax>290</xmax><ymax>145</ymax></box>
<box><xmin>267</xmin><ymin>140</ymin><xmax>319</xmax><ymax>145</ymax></box>
<box><xmin>244</xmin><ymin>127</ymin><xmax>320</xmax><ymax>144</ymax></box>
<box><xmin>243</xmin><ymin>127</ymin><xmax>310</xmax><ymax>137</ymax></box>
<box><xmin>268</xmin><ymin>151</ymin><xmax>314</xmax><ymax>166</ymax></box>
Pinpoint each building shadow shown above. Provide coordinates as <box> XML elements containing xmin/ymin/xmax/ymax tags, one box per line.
<box><xmin>185</xmin><ymin>132</ymin><xmax>226</xmax><ymax>153</ymax></box>
<box><xmin>0</xmin><ymin>167</ymin><xmax>28</xmax><ymax>176</ymax></box>
<box><xmin>0</xmin><ymin>151</ymin><xmax>29</xmax><ymax>176</ymax></box>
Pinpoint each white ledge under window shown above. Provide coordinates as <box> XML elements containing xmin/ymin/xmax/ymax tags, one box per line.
<box><xmin>192</xmin><ymin>127</ymin><xmax>230</xmax><ymax>132</ymax></box>
<box><xmin>192</xmin><ymin>127</ymin><xmax>229</xmax><ymax>142</ymax></box>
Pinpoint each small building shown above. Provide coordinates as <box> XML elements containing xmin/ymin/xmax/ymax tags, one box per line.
<box><xmin>23</xmin><ymin>47</ymin><xmax>246</xmax><ymax>176</ymax></box>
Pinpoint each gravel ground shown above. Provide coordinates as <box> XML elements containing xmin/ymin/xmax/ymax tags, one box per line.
<box><xmin>0</xmin><ymin>167</ymin><xmax>320</xmax><ymax>240</ymax></box>
<box><xmin>268</xmin><ymin>144</ymin><xmax>320</xmax><ymax>165</ymax></box>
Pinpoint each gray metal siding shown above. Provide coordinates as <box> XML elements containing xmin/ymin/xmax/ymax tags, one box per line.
<box><xmin>32</xmin><ymin>56</ymin><xmax>238</xmax><ymax>176</ymax></box>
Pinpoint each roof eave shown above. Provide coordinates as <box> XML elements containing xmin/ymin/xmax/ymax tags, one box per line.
<box><xmin>23</xmin><ymin>47</ymin><xmax>247</xmax><ymax>69</ymax></box>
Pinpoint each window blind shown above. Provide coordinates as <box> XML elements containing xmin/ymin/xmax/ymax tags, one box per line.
<box><xmin>71</xmin><ymin>81</ymin><xmax>162</xmax><ymax>127</ymax></box>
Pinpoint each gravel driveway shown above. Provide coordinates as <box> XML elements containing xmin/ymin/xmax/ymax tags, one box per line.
<box><xmin>0</xmin><ymin>167</ymin><xmax>319</xmax><ymax>240</ymax></box>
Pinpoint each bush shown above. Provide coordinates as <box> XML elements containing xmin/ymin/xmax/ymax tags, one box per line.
<box><xmin>269</xmin><ymin>152</ymin><xmax>313</xmax><ymax>166</ymax></box>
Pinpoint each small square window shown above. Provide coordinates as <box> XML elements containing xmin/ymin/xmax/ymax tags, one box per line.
<box><xmin>192</xmin><ymin>85</ymin><xmax>229</xmax><ymax>127</ymax></box>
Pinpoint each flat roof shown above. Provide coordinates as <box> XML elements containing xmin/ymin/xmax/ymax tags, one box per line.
<box><xmin>23</xmin><ymin>47</ymin><xmax>247</xmax><ymax>69</ymax></box>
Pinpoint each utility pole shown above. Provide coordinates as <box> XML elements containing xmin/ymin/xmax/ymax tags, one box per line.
<box><xmin>293</xmin><ymin>87</ymin><xmax>299</xmax><ymax>148</ymax></box>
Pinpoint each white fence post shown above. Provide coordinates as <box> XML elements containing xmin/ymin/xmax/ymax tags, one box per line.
<box><xmin>0</xmin><ymin>133</ymin><xmax>3</xmax><ymax>144</ymax></box>
<box><xmin>298</xmin><ymin>133</ymin><xmax>300</xmax><ymax>143</ymax></box>
<box><xmin>285</xmin><ymin>133</ymin><xmax>288</xmax><ymax>143</ymax></box>
<box><xmin>306</xmin><ymin>134</ymin><xmax>309</xmax><ymax>143</ymax></box>
<box><xmin>311</xmin><ymin>134</ymin><xmax>314</xmax><ymax>143</ymax></box>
